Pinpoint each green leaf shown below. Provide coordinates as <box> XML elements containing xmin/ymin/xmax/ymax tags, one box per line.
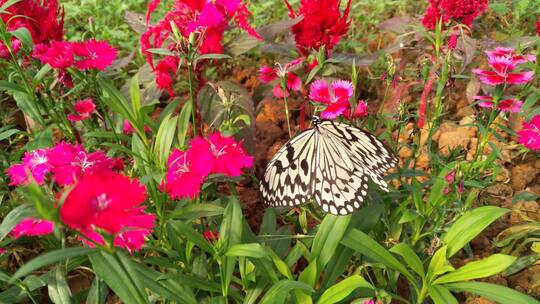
<box><xmin>10</xmin><ymin>247</ymin><xmax>94</xmax><ymax>283</ymax></box>
<box><xmin>169</xmin><ymin>203</ymin><xmax>224</xmax><ymax>221</ymax></box>
<box><xmin>86</xmin><ymin>277</ymin><xmax>108</xmax><ymax>304</ymax></box>
<box><xmin>0</xmin><ymin>80</ymin><xmax>25</xmax><ymax>93</ymax></box>
<box><xmin>48</xmin><ymin>266</ymin><xmax>72</xmax><ymax>304</ymax></box>
<box><xmin>0</xmin><ymin>0</ymin><xmax>23</xmax><ymax>13</ymax></box>
<box><xmin>130</xmin><ymin>74</ymin><xmax>142</xmax><ymax>119</ymax></box>
<box><xmin>10</xmin><ymin>27</ymin><xmax>33</xmax><ymax>48</ymax></box>
<box><xmin>317</xmin><ymin>275</ymin><xmax>374</xmax><ymax>304</ymax></box>
<box><xmin>444</xmin><ymin>282</ymin><xmax>539</xmax><ymax>304</ymax></box>
<box><xmin>219</xmin><ymin>197</ymin><xmax>243</xmax><ymax>296</ymax></box>
<box><xmin>489</xmin><ymin>3</ymin><xmax>510</xmax><ymax>14</ymax></box>
<box><xmin>428</xmin><ymin>285</ymin><xmax>458</xmax><ymax>304</ymax></box>
<box><xmin>259</xmin><ymin>280</ymin><xmax>313</xmax><ymax>304</ymax></box>
<box><xmin>177</xmin><ymin>101</ymin><xmax>192</xmax><ymax>147</ymax></box>
<box><xmin>153</xmin><ymin>113</ymin><xmax>178</xmax><ymax>167</ymax></box>
<box><xmin>259</xmin><ymin>208</ymin><xmax>276</xmax><ymax>236</ymax></box>
<box><xmin>298</xmin><ymin>259</ymin><xmax>318</xmax><ymax>287</ymax></box>
<box><xmin>0</xmin><ymin>204</ymin><xmax>35</xmax><ymax>241</ymax></box>
<box><xmin>433</xmin><ymin>254</ymin><xmax>516</xmax><ymax>284</ymax></box>
<box><xmin>145</xmin><ymin>48</ymin><xmax>176</xmax><ymax>56</ymax></box>
<box><xmin>34</xmin><ymin>64</ymin><xmax>52</xmax><ymax>83</ymax></box>
<box><xmin>427</xmin><ymin>246</ymin><xmax>455</xmax><ymax>282</ymax></box>
<box><xmin>169</xmin><ymin>220</ymin><xmax>214</xmax><ymax>254</ymax></box>
<box><xmin>89</xmin><ymin>251</ymin><xmax>149</xmax><ymax>304</ymax></box>
<box><xmin>311</xmin><ymin>214</ymin><xmax>351</xmax><ymax>270</ymax></box>
<box><xmin>195</xmin><ymin>53</ymin><xmax>231</xmax><ymax>62</ymax></box>
<box><xmin>226</xmin><ymin>243</ymin><xmax>269</xmax><ymax>259</ymax></box>
<box><xmin>342</xmin><ymin>229</ymin><xmax>415</xmax><ymax>282</ymax></box>
<box><xmin>390</xmin><ymin>243</ymin><xmax>425</xmax><ymax>277</ymax></box>
<box><xmin>13</xmin><ymin>91</ymin><xmax>41</xmax><ymax>124</ymax></box>
<box><xmin>134</xmin><ymin>263</ymin><xmax>197</xmax><ymax>304</ymax></box>
<box><xmin>443</xmin><ymin>206</ymin><xmax>509</xmax><ymax>257</ymax></box>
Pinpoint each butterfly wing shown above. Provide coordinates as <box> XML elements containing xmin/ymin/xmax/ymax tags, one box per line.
<box><xmin>260</xmin><ymin>129</ymin><xmax>318</xmax><ymax>207</ymax></box>
<box><xmin>319</xmin><ymin>121</ymin><xmax>398</xmax><ymax>191</ymax></box>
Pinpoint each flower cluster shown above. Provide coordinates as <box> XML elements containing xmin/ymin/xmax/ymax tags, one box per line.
<box><xmin>473</xmin><ymin>96</ymin><xmax>523</xmax><ymax>113</ymax></box>
<box><xmin>258</xmin><ymin>58</ymin><xmax>302</xmax><ymax>97</ymax></box>
<box><xmin>518</xmin><ymin>115</ymin><xmax>540</xmax><ymax>151</ymax></box>
<box><xmin>67</xmin><ymin>98</ymin><xmax>96</xmax><ymax>122</ymax></box>
<box><xmin>285</xmin><ymin>0</ymin><xmax>352</xmax><ymax>57</ymax></box>
<box><xmin>164</xmin><ymin>132</ymin><xmax>253</xmax><ymax>200</ymax></box>
<box><xmin>6</xmin><ymin>142</ymin><xmax>119</xmax><ymax>187</ymax></box>
<box><xmin>142</xmin><ymin>0</ymin><xmax>261</xmax><ymax>96</ymax></box>
<box><xmin>472</xmin><ymin>47</ymin><xmax>535</xmax><ymax>86</ymax></box>
<box><xmin>33</xmin><ymin>40</ymin><xmax>117</xmax><ymax>71</ymax></box>
<box><xmin>0</xmin><ymin>0</ymin><xmax>64</xmax><ymax>58</ymax></box>
<box><xmin>60</xmin><ymin>172</ymin><xmax>154</xmax><ymax>252</ymax></box>
<box><xmin>421</xmin><ymin>0</ymin><xmax>488</xmax><ymax>30</ymax></box>
<box><xmin>309</xmin><ymin>79</ymin><xmax>368</xmax><ymax>120</ymax></box>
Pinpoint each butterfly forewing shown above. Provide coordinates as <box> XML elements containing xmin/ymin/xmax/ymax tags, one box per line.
<box><xmin>259</xmin><ymin>129</ymin><xmax>317</xmax><ymax>207</ymax></box>
<box><xmin>260</xmin><ymin>120</ymin><xmax>398</xmax><ymax>215</ymax></box>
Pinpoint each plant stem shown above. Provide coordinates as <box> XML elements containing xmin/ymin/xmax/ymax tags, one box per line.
<box><xmin>187</xmin><ymin>61</ymin><xmax>198</xmax><ymax>137</ymax></box>
<box><xmin>281</xmin><ymin>79</ymin><xmax>292</xmax><ymax>138</ymax></box>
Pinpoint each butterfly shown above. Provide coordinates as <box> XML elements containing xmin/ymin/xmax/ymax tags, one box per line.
<box><xmin>259</xmin><ymin>117</ymin><xmax>398</xmax><ymax>215</ymax></box>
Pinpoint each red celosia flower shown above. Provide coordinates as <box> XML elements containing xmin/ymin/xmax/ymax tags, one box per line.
<box><xmin>474</xmin><ymin>96</ymin><xmax>523</xmax><ymax>113</ymax></box>
<box><xmin>421</xmin><ymin>0</ymin><xmax>488</xmax><ymax>30</ymax></box>
<box><xmin>203</xmin><ymin>230</ymin><xmax>219</xmax><ymax>242</ymax></box>
<box><xmin>6</xmin><ymin>148</ymin><xmax>51</xmax><ymax>186</ymax></box>
<box><xmin>67</xmin><ymin>98</ymin><xmax>96</xmax><ymax>121</ymax></box>
<box><xmin>10</xmin><ymin>218</ymin><xmax>54</xmax><ymax>239</ymax></box>
<box><xmin>309</xmin><ymin>79</ymin><xmax>353</xmax><ymax>119</ymax></box>
<box><xmin>72</xmin><ymin>40</ymin><xmax>117</xmax><ymax>71</ymax></box>
<box><xmin>163</xmin><ymin>147</ymin><xmax>213</xmax><ymax>200</ymax></box>
<box><xmin>473</xmin><ymin>48</ymin><xmax>535</xmax><ymax>86</ymax></box>
<box><xmin>208</xmin><ymin>132</ymin><xmax>253</xmax><ymax>177</ymax></box>
<box><xmin>518</xmin><ymin>115</ymin><xmax>540</xmax><ymax>151</ymax></box>
<box><xmin>47</xmin><ymin>142</ymin><xmax>115</xmax><ymax>186</ymax></box>
<box><xmin>447</xmin><ymin>34</ymin><xmax>458</xmax><ymax>50</ymax></box>
<box><xmin>60</xmin><ymin>172</ymin><xmax>154</xmax><ymax>252</ymax></box>
<box><xmin>285</xmin><ymin>0</ymin><xmax>352</xmax><ymax>56</ymax></box>
<box><xmin>0</xmin><ymin>0</ymin><xmax>64</xmax><ymax>54</ymax></box>
<box><xmin>142</xmin><ymin>0</ymin><xmax>261</xmax><ymax>96</ymax></box>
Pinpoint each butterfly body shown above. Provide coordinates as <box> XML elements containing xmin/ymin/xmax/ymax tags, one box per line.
<box><xmin>260</xmin><ymin>118</ymin><xmax>398</xmax><ymax>215</ymax></box>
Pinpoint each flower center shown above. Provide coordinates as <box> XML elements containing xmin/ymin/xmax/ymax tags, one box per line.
<box><xmin>73</xmin><ymin>151</ymin><xmax>94</xmax><ymax>171</ymax></box>
<box><xmin>91</xmin><ymin>193</ymin><xmax>111</xmax><ymax>211</ymax></box>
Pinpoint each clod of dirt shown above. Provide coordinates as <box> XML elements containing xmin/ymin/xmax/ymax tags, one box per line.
<box><xmin>509</xmin><ymin>200</ymin><xmax>540</xmax><ymax>225</ymax></box>
<box><xmin>510</xmin><ymin>164</ymin><xmax>539</xmax><ymax>191</ymax></box>
<box><xmin>433</xmin><ymin>119</ymin><xmax>476</xmax><ymax>157</ymax></box>
<box><xmin>465</xmin><ymin>296</ymin><xmax>496</xmax><ymax>304</ymax></box>
<box><xmin>507</xmin><ymin>265</ymin><xmax>540</xmax><ymax>296</ymax></box>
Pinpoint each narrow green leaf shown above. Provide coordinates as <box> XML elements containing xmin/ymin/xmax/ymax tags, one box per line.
<box><xmin>146</xmin><ymin>48</ymin><xmax>176</xmax><ymax>56</ymax></box>
<box><xmin>443</xmin><ymin>206</ymin><xmax>509</xmax><ymax>257</ymax></box>
<box><xmin>169</xmin><ymin>220</ymin><xmax>214</xmax><ymax>254</ymax></box>
<box><xmin>195</xmin><ymin>53</ymin><xmax>231</xmax><ymax>61</ymax></box>
<box><xmin>153</xmin><ymin>114</ymin><xmax>178</xmax><ymax>167</ymax></box>
<box><xmin>390</xmin><ymin>243</ymin><xmax>425</xmax><ymax>277</ymax></box>
<box><xmin>311</xmin><ymin>214</ymin><xmax>351</xmax><ymax>270</ymax></box>
<box><xmin>219</xmin><ymin>197</ymin><xmax>243</xmax><ymax>296</ymax></box>
<box><xmin>226</xmin><ymin>243</ymin><xmax>269</xmax><ymax>259</ymax></box>
<box><xmin>0</xmin><ymin>80</ymin><xmax>25</xmax><ymax>93</ymax></box>
<box><xmin>427</xmin><ymin>246</ymin><xmax>455</xmax><ymax>282</ymax></box>
<box><xmin>134</xmin><ymin>263</ymin><xmax>197</xmax><ymax>304</ymax></box>
<box><xmin>48</xmin><ymin>266</ymin><xmax>72</xmax><ymax>304</ymax></box>
<box><xmin>259</xmin><ymin>280</ymin><xmax>313</xmax><ymax>304</ymax></box>
<box><xmin>433</xmin><ymin>254</ymin><xmax>516</xmax><ymax>284</ymax></box>
<box><xmin>10</xmin><ymin>27</ymin><xmax>33</xmax><ymax>48</ymax></box>
<box><xmin>10</xmin><ymin>247</ymin><xmax>94</xmax><ymax>283</ymax></box>
<box><xmin>317</xmin><ymin>275</ymin><xmax>374</xmax><ymax>304</ymax></box>
<box><xmin>86</xmin><ymin>277</ymin><xmax>108</xmax><ymax>304</ymax></box>
<box><xmin>177</xmin><ymin>101</ymin><xmax>192</xmax><ymax>147</ymax></box>
<box><xmin>428</xmin><ymin>285</ymin><xmax>458</xmax><ymax>304</ymax></box>
<box><xmin>130</xmin><ymin>74</ymin><xmax>142</xmax><ymax>118</ymax></box>
<box><xmin>298</xmin><ymin>259</ymin><xmax>318</xmax><ymax>287</ymax></box>
<box><xmin>444</xmin><ymin>282</ymin><xmax>539</xmax><ymax>304</ymax></box>
<box><xmin>342</xmin><ymin>229</ymin><xmax>415</xmax><ymax>282</ymax></box>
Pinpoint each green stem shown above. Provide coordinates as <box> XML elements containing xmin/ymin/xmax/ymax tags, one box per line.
<box><xmin>281</xmin><ymin>79</ymin><xmax>292</xmax><ymax>138</ymax></box>
<box><xmin>187</xmin><ymin>61</ymin><xmax>198</xmax><ymax>137</ymax></box>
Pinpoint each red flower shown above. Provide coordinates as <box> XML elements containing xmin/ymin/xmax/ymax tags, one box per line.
<box><xmin>10</xmin><ymin>218</ymin><xmax>54</xmax><ymax>239</ymax></box>
<box><xmin>163</xmin><ymin>147</ymin><xmax>213</xmax><ymax>200</ymax></box>
<box><xmin>473</xmin><ymin>49</ymin><xmax>534</xmax><ymax>86</ymax></box>
<box><xmin>203</xmin><ymin>230</ymin><xmax>219</xmax><ymax>242</ymax></box>
<box><xmin>474</xmin><ymin>96</ymin><xmax>523</xmax><ymax>113</ymax></box>
<box><xmin>309</xmin><ymin>79</ymin><xmax>353</xmax><ymax>119</ymax></box>
<box><xmin>537</xmin><ymin>19</ymin><xmax>540</xmax><ymax>36</ymax></box>
<box><xmin>345</xmin><ymin>100</ymin><xmax>368</xmax><ymax>119</ymax></box>
<box><xmin>67</xmin><ymin>98</ymin><xmax>96</xmax><ymax>121</ymax></box>
<box><xmin>285</xmin><ymin>0</ymin><xmax>352</xmax><ymax>56</ymax></box>
<box><xmin>208</xmin><ymin>132</ymin><xmax>253</xmax><ymax>177</ymax></box>
<box><xmin>60</xmin><ymin>172</ymin><xmax>154</xmax><ymax>252</ymax></box>
<box><xmin>38</xmin><ymin>41</ymin><xmax>74</xmax><ymax>69</ymax></box>
<box><xmin>421</xmin><ymin>0</ymin><xmax>488</xmax><ymax>30</ymax></box>
<box><xmin>518</xmin><ymin>115</ymin><xmax>540</xmax><ymax>151</ymax></box>
<box><xmin>73</xmin><ymin>40</ymin><xmax>117</xmax><ymax>71</ymax></box>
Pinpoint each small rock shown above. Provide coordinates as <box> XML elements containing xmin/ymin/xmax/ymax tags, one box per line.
<box><xmin>511</xmin><ymin>164</ymin><xmax>539</xmax><ymax>191</ymax></box>
<box><xmin>398</xmin><ymin>146</ymin><xmax>413</xmax><ymax>159</ymax></box>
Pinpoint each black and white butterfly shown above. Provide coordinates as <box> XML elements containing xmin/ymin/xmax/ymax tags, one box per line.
<box><xmin>259</xmin><ymin>117</ymin><xmax>398</xmax><ymax>215</ymax></box>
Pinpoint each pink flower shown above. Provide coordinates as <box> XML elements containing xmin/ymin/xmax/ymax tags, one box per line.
<box><xmin>518</xmin><ymin>115</ymin><xmax>540</xmax><ymax>151</ymax></box>
<box><xmin>47</xmin><ymin>142</ymin><xmax>114</xmax><ymax>186</ymax></box>
<box><xmin>6</xmin><ymin>149</ymin><xmax>51</xmax><ymax>186</ymax></box>
<box><xmin>485</xmin><ymin>47</ymin><xmax>536</xmax><ymax>64</ymax></box>
<box><xmin>164</xmin><ymin>147</ymin><xmax>213</xmax><ymax>200</ymax></box>
<box><xmin>203</xmin><ymin>230</ymin><xmax>219</xmax><ymax>242</ymax></box>
<box><xmin>10</xmin><ymin>218</ymin><xmax>54</xmax><ymax>239</ymax></box>
<box><xmin>309</xmin><ymin>79</ymin><xmax>353</xmax><ymax>119</ymax></box>
<box><xmin>447</xmin><ymin>34</ymin><xmax>458</xmax><ymax>50</ymax></box>
<box><xmin>445</xmin><ymin>170</ymin><xmax>456</xmax><ymax>183</ymax></box>
<box><xmin>208</xmin><ymin>132</ymin><xmax>253</xmax><ymax>176</ymax></box>
<box><xmin>39</xmin><ymin>41</ymin><xmax>74</xmax><ymax>69</ymax></box>
<box><xmin>344</xmin><ymin>100</ymin><xmax>368</xmax><ymax>119</ymax></box>
<box><xmin>123</xmin><ymin>120</ymin><xmax>135</xmax><ymax>134</ymax></box>
<box><xmin>67</xmin><ymin>98</ymin><xmax>96</xmax><ymax>121</ymax></box>
<box><xmin>285</xmin><ymin>0</ymin><xmax>352</xmax><ymax>56</ymax></box>
<box><xmin>0</xmin><ymin>38</ymin><xmax>21</xmax><ymax>59</ymax></box>
<box><xmin>60</xmin><ymin>172</ymin><xmax>154</xmax><ymax>252</ymax></box>
<box><xmin>537</xmin><ymin>19</ymin><xmax>540</xmax><ymax>36</ymax></box>
<box><xmin>473</xmin><ymin>49</ymin><xmax>535</xmax><ymax>86</ymax></box>
<box><xmin>421</xmin><ymin>0</ymin><xmax>488</xmax><ymax>30</ymax></box>
<box><xmin>258</xmin><ymin>59</ymin><xmax>302</xmax><ymax>98</ymax></box>
<box><xmin>72</xmin><ymin>40</ymin><xmax>117</xmax><ymax>71</ymax></box>
<box><xmin>474</xmin><ymin>96</ymin><xmax>523</xmax><ymax>113</ymax></box>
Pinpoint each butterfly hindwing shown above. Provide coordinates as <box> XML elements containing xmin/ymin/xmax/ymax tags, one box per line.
<box><xmin>259</xmin><ymin>129</ymin><xmax>317</xmax><ymax>207</ymax></box>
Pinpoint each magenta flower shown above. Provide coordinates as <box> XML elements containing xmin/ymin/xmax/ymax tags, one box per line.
<box><xmin>10</xmin><ymin>218</ymin><xmax>54</xmax><ymax>239</ymax></box>
<box><xmin>47</xmin><ymin>142</ymin><xmax>114</xmax><ymax>186</ymax></box>
<box><xmin>38</xmin><ymin>41</ymin><xmax>74</xmax><ymax>69</ymax></box>
<box><xmin>485</xmin><ymin>47</ymin><xmax>536</xmax><ymax>64</ymax></box>
<box><xmin>309</xmin><ymin>79</ymin><xmax>354</xmax><ymax>119</ymax></box>
<box><xmin>67</xmin><ymin>98</ymin><xmax>96</xmax><ymax>121</ymax></box>
<box><xmin>123</xmin><ymin>120</ymin><xmax>135</xmax><ymax>135</ymax></box>
<box><xmin>258</xmin><ymin>58</ymin><xmax>303</xmax><ymax>98</ymax></box>
<box><xmin>208</xmin><ymin>132</ymin><xmax>253</xmax><ymax>177</ymax></box>
<box><xmin>164</xmin><ymin>147</ymin><xmax>213</xmax><ymax>200</ymax></box>
<box><xmin>474</xmin><ymin>96</ymin><xmax>523</xmax><ymax>113</ymax></box>
<box><xmin>60</xmin><ymin>172</ymin><xmax>154</xmax><ymax>252</ymax></box>
<box><xmin>6</xmin><ymin>149</ymin><xmax>51</xmax><ymax>186</ymax></box>
<box><xmin>518</xmin><ymin>115</ymin><xmax>540</xmax><ymax>151</ymax></box>
<box><xmin>473</xmin><ymin>48</ymin><xmax>534</xmax><ymax>86</ymax></box>
<box><xmin>72</xmin><ymin>40</ymin><xmax>117</xmax><ymax>71</ymax></box>
<box><xmin>344</xmin><ymin>100</ymin><xmax>368</xmax><ymax>119</ymax></box>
